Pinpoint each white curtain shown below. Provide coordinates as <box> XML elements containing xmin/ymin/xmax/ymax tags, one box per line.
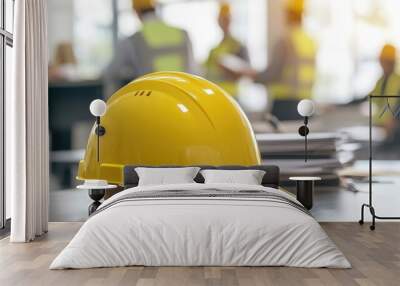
<box><xmin>7</xmin><ymin>0</ymin><xmax>49</xmax><ymax>242</ymax></box>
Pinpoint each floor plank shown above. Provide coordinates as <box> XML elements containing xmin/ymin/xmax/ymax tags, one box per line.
<box><xmin>1</xmin><ymin>222</ymin><xmax>400</xmax><ymax>286</ymax></box>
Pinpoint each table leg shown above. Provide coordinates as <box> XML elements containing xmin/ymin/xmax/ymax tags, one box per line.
<box><xmin>88</xmin><ymin>189</ymin><xmax>105</xmax><ymax>215</ymax></box>
<box><xmin>296</xmin><ymin>181</ymin><xmax>314</xmax><ymax>210</ymax></box>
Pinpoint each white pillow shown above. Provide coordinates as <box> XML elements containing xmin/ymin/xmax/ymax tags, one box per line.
<box><xmin>200</xmin><ymin>169</ymin><xmax>266</xmax><ymax>185</ymax></box>
<box><xmin>135</xmin><ymin>167</ymin><xmax>200</xmax><ymax>186</ymax></box>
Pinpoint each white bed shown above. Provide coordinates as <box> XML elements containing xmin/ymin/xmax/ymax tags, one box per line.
<box><xmin>50</xmin><ymin>183</ymin><xmax>350</xmax><ymax>269</ymax></box>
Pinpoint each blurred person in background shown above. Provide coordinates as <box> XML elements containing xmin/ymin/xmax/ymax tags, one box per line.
<box><xmin>233</xmin><ymin>0</ymin><xmax>316</xmax><ymax>121</ymax></box>
<box><xmin>48</xmin><ymin>42</ymin><xmax>79</xmax><ymax>82</ymax></box>
<box><xmin>103</xmin><ymin>0</ymin><xmax>198</xmax><ymax>97</ymax></box>
<box><xmin>371</xmin><ymin>44</ymin><xmax>400</xmax><ymax>149</ymax></box>
<box><xmin>204</xmin><ymin>2</ymin><xmax>249</xmax><ymax>98</ymax></box>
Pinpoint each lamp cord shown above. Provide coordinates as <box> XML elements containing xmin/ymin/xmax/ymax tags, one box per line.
<box><xmin>97</xmin><ymin>130</ymin><xmax>100</xmax><ymax>162</ymax></box>
<box><xmin>304</xmin><ymin>116</ymin><xmax>308</xmax><ymax>162</ymax></box>
<box><xmin>305</xmin><ymin>132</ymin><xmax>308</xmax><ymax>162</ymax></box>
<box><xmin>97</xmin><ymin>117</ymin><xmax>100</xmax><ymax>162</ymax></box>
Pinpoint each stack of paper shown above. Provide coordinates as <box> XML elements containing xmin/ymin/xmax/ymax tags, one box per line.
<box><xmin>256</xmin><ymin>132</ymin><xmax>356</xmax><ymax>185</ymax></box>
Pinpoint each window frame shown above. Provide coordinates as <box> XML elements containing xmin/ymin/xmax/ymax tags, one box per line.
<box><xmin>0</xmin><ymin>0</ymin><xmax>14</xmax><ymax>231</ymax></box>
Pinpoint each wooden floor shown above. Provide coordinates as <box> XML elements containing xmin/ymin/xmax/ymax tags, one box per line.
<box><xmin>1</xmin><ymin>222</ymin><xmax>400</xmax><ymax>286</ymax></box>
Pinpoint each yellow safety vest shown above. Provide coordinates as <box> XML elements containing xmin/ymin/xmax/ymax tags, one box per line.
<box><xmin>371</xmin><ymin>73</ymin><xmax>400</xmax><ymax>125</ymax></box>
<box><xmin>141</xmin><ymin>19</ymin><xmax>187</xmax><ymax>72</ymax></box>
<box><xmin>268</xmin><ymin>27</ymin><xmax>316</xmax><ymax>100</ymax></box>
<box><xmin>205</xmin><ymin>36</ymin><xmax>244</xmax><ymax>97</ymax></box>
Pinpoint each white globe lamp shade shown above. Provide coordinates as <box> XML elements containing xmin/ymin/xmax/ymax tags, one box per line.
<box><xmin>90</xmin><ymin>99</ymin><xmax>107</xmax><ymax>117</ymax></box>
<box><xmin>297</xmin><ymin>99</ymin><xmax>315</xmax><ymax>117</ymax></box>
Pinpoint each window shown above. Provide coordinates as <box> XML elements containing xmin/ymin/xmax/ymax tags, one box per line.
<box><xmin>0</xmin><ymin>0</ymin><xmax>14</xmax><ymax>230</ymax></box>
<box><xmin>305</xmin><ymin>0</ymin><xmax>400</xmax><ymax>103</ymax></box>
<box><xmin>72</xmin><ymin>0</ymin><xmax>113</xmax><ymax>78</ymax></box>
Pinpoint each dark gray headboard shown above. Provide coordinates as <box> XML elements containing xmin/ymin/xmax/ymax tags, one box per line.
<box><xmin>123</xmin><ymin>165</ymin><xmax>280</xmax><ymax>189</ymax></box>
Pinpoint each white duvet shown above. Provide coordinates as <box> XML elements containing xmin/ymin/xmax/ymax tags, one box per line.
<box><xmin>50</xmin><ymin>183</ymin><xmax>351</xmax><ymax>269</ymax></box>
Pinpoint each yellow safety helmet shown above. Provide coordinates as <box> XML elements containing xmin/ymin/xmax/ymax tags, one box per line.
<box><xmin>286</xmin><ymin>0</ymin><xmax>305</xmax><ymax>15</ymax></box>
<box><xmin>219</xmin><ymin>2</ymin><xmax>231</xmax><ymax>19</ymax></box>
<box><xmin>380</xmin><ymin>44</ymin><xmax>396</xmax><ymax>61</ymax></box>
<box><xmin>132</xmin><ymin>0</ymin><xmax>156</xmax><ymax>11</ymax></box>
<box><xmin>78</xmin><ymin>72</ymin><xmax>261</xmax><ymax>185</ymax></box>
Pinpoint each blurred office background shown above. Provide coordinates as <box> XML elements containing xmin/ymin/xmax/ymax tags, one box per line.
<box><xmin>47</xmin><ymin>0</ymin><xmax>400</xmax><ymax>193</ymax></box>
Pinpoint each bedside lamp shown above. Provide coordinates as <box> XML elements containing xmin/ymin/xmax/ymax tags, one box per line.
<box><xmin>90</xmin><ymin>99</ymin><xmax>107</xmax><ymax>162</ymax></box>
<box><xmin>297</xmin><ymin>99</ymin><xmax>315</xmax><ymax>162</ymax></box>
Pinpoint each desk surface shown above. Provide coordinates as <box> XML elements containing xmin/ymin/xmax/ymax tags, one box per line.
<box><xmin>340</xmin><ymin>160</ymin><xmax>400</xmax><ymax>177</ymax></box>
